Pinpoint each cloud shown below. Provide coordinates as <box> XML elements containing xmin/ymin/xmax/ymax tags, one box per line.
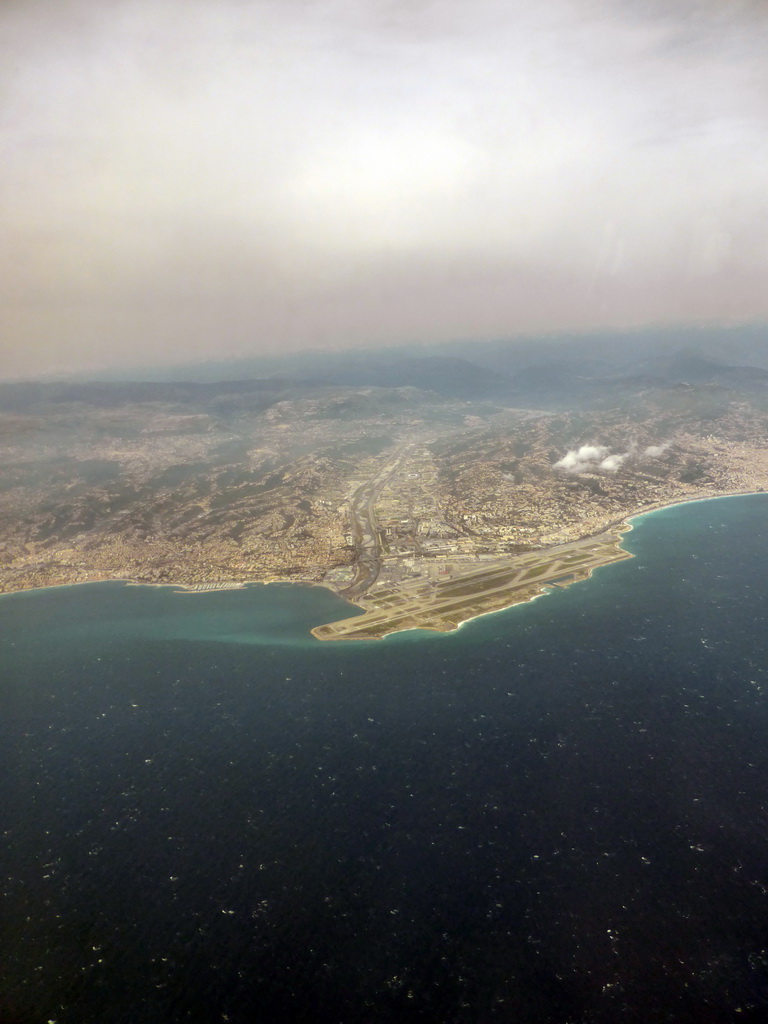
<box><xmin>554</xmin><ymin>445</ymin><xmax>609</xmax><ymax>472</ymax></box>
<box><xmin>556</xmin><ymin>440</ymin><xmax>670</xmax><ymax>473</ymax></box>
<box><xmin>643</xmin><ymin>443</ymin><xmax>671</xmax><ymax>458</ymax></box>
<box><xmin>599</xmin><ymin>453</ymin><xmax>629</xmax><ymax>472</ymax></box>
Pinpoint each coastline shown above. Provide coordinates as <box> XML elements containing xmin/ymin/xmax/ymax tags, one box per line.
<box><xmin>448</xmin><ymin>488</ymin><xmax>767</xmax><ymax>634</ymax></box>
<box><xmin>2</xmin><ymin>489</ymin><xmax>765</xmax><ymax>642</ymax></box>
<box><xmin>311</xmin><ymin>488</ymin><xmax>767</xmax><ymax>641</ymax></box>
<box><xmin>0</xmin><ymin>573</ymin><xmax>341</xmax><ymax>600</ymax></box>
<box><xmin>619</xmin><ymin>487</ymin><xmax>766</xmax><ymax>526</ymax></box>
<box><xmin>442</xmin><ymin>488</ymin><xmax>768</xmax><ymax>639</ymax></box>
<box><xmin>552</xmin><ymin>486</ymin><xmax>766</xmax><ymax>547</ymax></box>
<box><xmin>369</xmin><ymin>586</ymin><xmax>557</xmax><ymax>643</ymax></box>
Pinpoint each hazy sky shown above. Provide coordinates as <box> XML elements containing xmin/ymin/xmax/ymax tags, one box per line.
<box><xmin>2</xmin><ymin>0</ymin><xmax>767</xmax><ymax>377</ymax></box>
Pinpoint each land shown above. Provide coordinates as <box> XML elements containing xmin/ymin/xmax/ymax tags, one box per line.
<box><xmin>2</xmin><ymin>337</ymin><xmax>768</xmax><ymax>639</ymax></box>
<box><xmin>312</xmin><ymin>531</ymin><xmax>636</xmax><ymax>640</ymax></box>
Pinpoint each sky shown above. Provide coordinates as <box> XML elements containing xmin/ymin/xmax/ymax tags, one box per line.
<box><xmin>2</xmin><ymin>0</ymin><xmax>767</xmax><ymax>378</ymax></box>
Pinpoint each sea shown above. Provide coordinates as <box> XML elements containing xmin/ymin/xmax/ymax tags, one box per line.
<box><xmin>3</xmin><ymin>494</ymin><xmax>768</xmax><ymax>1024</ymax></box>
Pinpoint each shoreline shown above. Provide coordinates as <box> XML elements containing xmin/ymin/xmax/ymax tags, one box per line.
<box><xmin>2</xmin><ymin>489</ymin><xmax>766</xmax><ymax>641</ymax></box>
<box><xmin>311</xmin><ymin>488</ymin><xmax>767</xmax><ymax>641</ymax></box>
<box><xmin>0</xmin><ymin>574</ymin><xmax>341</xmax><ymax>600</ymax></box>
<box><xmin>440</xmin><ymin>487</ymin><xmax>768</xmax><ymax>639</ymax></box>
<box><xmin>621</xmin><ymin>487</ymin><xmax>766</xmax><ymax>524</ymax></box>
<box><xmin>369</xmin><ymin>587</ymin><xmax>557</xmax><ymax>643</ymax></box>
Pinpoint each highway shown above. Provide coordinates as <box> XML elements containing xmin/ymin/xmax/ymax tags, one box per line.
<box><xmin>339</xmin><ymin>444</ymin><xmax>413</xmax><ymax>600</ymax></box>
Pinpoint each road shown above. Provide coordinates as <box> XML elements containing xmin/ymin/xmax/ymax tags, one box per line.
<box><xmin>339</xmin><ymin>444</ymin><xmax>413</xmax><ymax>600</ymax></box>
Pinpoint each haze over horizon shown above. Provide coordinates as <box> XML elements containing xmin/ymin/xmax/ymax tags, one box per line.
<box><xmin>2</xmin><ymin>0</ymin><xmax>768</xmax><ymax>380</ymax></box>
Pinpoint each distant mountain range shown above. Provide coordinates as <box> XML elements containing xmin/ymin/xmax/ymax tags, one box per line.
<box><xmin>6</xmin><ymin>324</ymin><xmax>768</xmax><ymax>408</ymax></box>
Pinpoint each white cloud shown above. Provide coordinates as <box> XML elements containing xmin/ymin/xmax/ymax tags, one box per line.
<box><xmin>643</xmin><ymin>443</ymin><xmax>671</xmax><ymax>458</ymax></box>
<box><xmin>554</xmin><ymin>445</ymin><xmax>609</xmax><ymax>472</ymax></box>
<box><xmin>599</xmin><ymin>453</ymin><xmax>629</xmax><ymax>472</ymax></box>
<box><xmin>556</xmin><ymin>440</ymin><xmax>670</xmax><ymax>474</ymax></box>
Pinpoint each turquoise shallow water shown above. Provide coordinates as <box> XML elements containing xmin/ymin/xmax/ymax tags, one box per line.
<box><xmin>3</xmin><ymin>493</ymin><xmax>768</xmax><ymax>1023</ymax></box>
<box><xmin>2</xmin><ymin>578</ymin><xmax>360</xmax><ymax>649</ymax></box>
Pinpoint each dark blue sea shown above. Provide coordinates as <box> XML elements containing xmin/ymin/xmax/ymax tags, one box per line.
<box><xmin>3</xmin><ymin>494</ymin><xmax>768</xmax><ymax>1024</ymax></box>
